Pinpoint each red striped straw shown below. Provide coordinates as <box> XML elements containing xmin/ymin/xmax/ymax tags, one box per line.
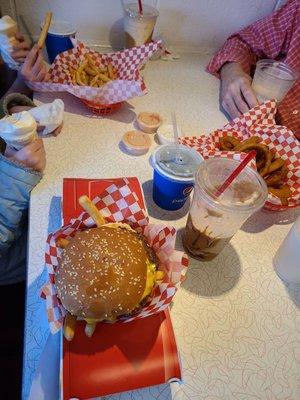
<box><xmin>138</xmin><ymin>0</ymin><xmax>143</xmax><ymax>14</ymax></box>
<box><xmin>214</xmin><ymin>150</ymin><xmax>257</xmax><ymax>197</ymax></box>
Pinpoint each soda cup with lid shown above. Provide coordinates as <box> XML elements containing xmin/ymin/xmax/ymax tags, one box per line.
<box><xmin>151</xmin><ymin>144</ymin><xmax>204</xmax><ymax>211</ymax></box>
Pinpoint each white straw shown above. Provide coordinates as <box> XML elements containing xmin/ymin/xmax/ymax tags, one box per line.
<box><xmin>171</xmin><ymin>111</ymin><xmax>179</xmax><ymax>144</ymax></box>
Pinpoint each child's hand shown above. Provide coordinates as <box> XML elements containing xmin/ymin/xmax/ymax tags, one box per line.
<box><xmin>8</xmin><ymin>106</ymin><xmax>63</xmax><ymax>136</ymax></box>
<box><xmin>20</xmin><ymin>44</ymin><xmax>47</xmax><ymax>82</ymax></box>
<box><xmin>6</xmin><ymin>138</ymin><xmax>46</xmax><ymax>172</ymax></box>
<box><xmin>37</xmin><ymin>122</ymin><xmax>63</xmax><ymax>136</ymax></box>
<box><xmin>11</xmin><ymin>32</ymin><xmax>30</xmax><ymax>63</ymax></box>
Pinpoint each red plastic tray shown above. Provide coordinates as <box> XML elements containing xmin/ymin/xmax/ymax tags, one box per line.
<box><xmin>61</xmin><ymin>177</ymin><xmax>181</xmax><ymax>399</ymax></box>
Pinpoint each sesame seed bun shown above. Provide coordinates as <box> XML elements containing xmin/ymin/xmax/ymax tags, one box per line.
<box><xmin>56</xmin><ymin>225</ymin><xmax>157</xmax><ymax>321</ymax></box>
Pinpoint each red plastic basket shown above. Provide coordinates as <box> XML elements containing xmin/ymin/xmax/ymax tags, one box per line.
<box><xmin>82</xmin><ymin>99</ymin><xmax>123</xmax><ymax>115</ymax></box>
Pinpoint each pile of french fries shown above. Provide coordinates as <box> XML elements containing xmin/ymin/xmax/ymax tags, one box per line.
<box><xmin>69</xmin><ymin>55</ymin><xmax>118</xmax><ymax>87</ymax></box>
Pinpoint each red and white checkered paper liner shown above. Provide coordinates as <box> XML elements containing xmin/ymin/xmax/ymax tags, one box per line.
<box><xmin>26</xmin><ymin>40</ymin><xmax>161</xmax><ymax>104</ymax></box>
<box><xmin>41</xmin><ymin>178</ymin><xmax>189</xmax><ymax>334</ymax></box>
<box><xmin>180</xmin><ymin>101</ymin><xmax>300</xmax><ymax>211</ymax></box>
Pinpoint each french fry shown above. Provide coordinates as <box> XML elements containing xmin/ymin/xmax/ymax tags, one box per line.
<box><xmin>57</xmin><ymin>238</ymin><xmax>70</xmax><ymax>249</ymax></box>
<box><xmin>85</xmin><ymin>65</ymin><xmax>97</xmax><ymax>76</ymax></box>
<box><xmin>71</xmin><ymin>72</ymin><xmax>76</xmax><ymax>85</ymax></box>
<box><xmin>79</xmin><ymin>195</ymin><xmax>106</xmax><ymax>227</ymax></box>
<box><xmin>98</xmin><ymin>67</ymin><xmax>107</xmax><ymax>74</ymax></box>
<box><xmin>108</xmin><ymin>63</ymin><xmax>115</xmax><ymax>79</ymax></box>
<box><xmin>38</xmin><ymin>11</ymin><xmax>52</xmax><ymax>49</ymax></box>
<box><xmin>70</xmin><ymin>57</ymin><xmax>118</xmax><ymax>87</ymax></box>
<box><xmin>85</xmin><ymin>322</ymin><xmax>97</xmax><ymax>338</ymax></box>
<box><xmin>81</xmin><ymin>71</ymin><xmax>88</xmax><ymax>85</ymax></box>
<box><xmin>75</xmin><ymin>60</ymin><xmax>88</xmax><ymax>85</ymax></box>
<box><xmin>98</xmin><ymin>72</ymin><xmax>111</xmax><ymax>83</ymax></box>
<box><xmin>90</xmin><ymin>74</ymin><xmax>99</xmax><ymax>87</ymax></box>
<box><xmin>63</xmin><ymin>313</ymin><xmax>77</xmax><ymax>341</ymax></box>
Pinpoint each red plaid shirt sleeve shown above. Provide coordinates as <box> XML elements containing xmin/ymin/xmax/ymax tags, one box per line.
<box><xmin>207</xmin><ymin>0</ymin><xmax>300</xmax><ymax>138</ymax></box>
<box><xmin>207</xmin><ymin>0</ymin><xmax>299</xmax><ymax>76</ymax></box>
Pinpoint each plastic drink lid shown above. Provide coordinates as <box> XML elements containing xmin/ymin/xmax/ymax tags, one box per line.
<box><xmin>196</xmin><ymin>158</ymin><xmax>268</xmax><ymax>212</ymax></box>
<box><xmin>43</xmin><ymin>20</ymin><xmax>77</xmax><ymax>36</ymax></box>
<box><xmin>153</xmin><ymin>144</ymin><xmax>203</xmax><ymax>180</ymax></box>
<box><xmin>122</xmin><ymin>130</ymin><xmax>151</xmax><ymax>155</ymax></box>
<box><xmin>123</xmin><ymin>3</ymin><xmax>159</xmax><ymax>19</ymax></box>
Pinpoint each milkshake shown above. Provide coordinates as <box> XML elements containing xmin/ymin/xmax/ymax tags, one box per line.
<box><xmin>123</xmin><ymin>3</ymin><xmax>158</xmax><ymax>48</ymax></box>
<box><xmin>183</xmin><ymin>158</ymin><xmax>268</xmax><ymax>261</ymax></box>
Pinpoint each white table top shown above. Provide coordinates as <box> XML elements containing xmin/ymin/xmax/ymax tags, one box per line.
<box><xmin>23</xmin><ymin>53</ymin><xmax>300</xmax><ymax>400</ymax></box>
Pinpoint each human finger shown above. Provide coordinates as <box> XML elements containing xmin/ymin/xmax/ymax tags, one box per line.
<box><xmin>35</xmin><ymin>63</ymin><xmax>47</xmax><ymax>82</ymax></box>
<box><xmin>31</xmin><ymin>51</ymin><xmax>44</xmax><ymax>74</ymax></box>
<box><xmin>15</xmin><ymin>32</ymin><xmax>25</xmax><ymax>42</ymax></box>
<box><xmin>233</xmin><ymin>90</ymin><xmax>250</xmax><ymax>114</ymax></box>
<box><xmin>11</xmin><ymin>49</ymin><xmax>30</xmax><ymax>60</ymax></box>
<box><xmin>222</xmin><ymin>95</ymin><xmax>241</xmax><ymax>120</ymax></box>
<box><xmin>240</xmin><ymin>80</ymin><xmax>259</xmax><ymax>109</ymax></box>
<box><xmin>22</xmin><ymin>44</ymin><xmax>39</xmax><ymax>69</ymax></box>
<box><xmin>52</xmin><ymin>123</ymin><xmax>63</xmax><ymax>136</ymax></box>
<box><xmin>12</xmin><ymin>40</ymin><xmax>30</xmax><ymax>51</ymax></box>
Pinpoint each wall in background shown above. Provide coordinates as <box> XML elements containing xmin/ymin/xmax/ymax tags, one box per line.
<box><xmin>1</xmin><ymin>0</ymin><xmax>283</xmax><ymax>53</ymax></box>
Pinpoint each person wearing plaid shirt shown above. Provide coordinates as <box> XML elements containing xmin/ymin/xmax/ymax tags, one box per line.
<box><xmin>207</xmin><ymin>0</ymin><xmax>299</xmax><ymax>139</ymax></box>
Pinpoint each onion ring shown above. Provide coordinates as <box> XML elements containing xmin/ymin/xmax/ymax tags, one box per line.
<box><xmin>219</xmin><ymin>136</ymin><xmax>241</xmax><ymax>151</ymax></box>
<box><xmin>233</xmin><ymin>136</ymin><xmax>260</xmax><ymax>150</ymax></box>
<box><xmin>265</xmin><ymin>165</ymin><xmax>288</xmax><ymax>186</ymax></box>
<box><xmin>268</xmin><ymin>158</ymin><xmax>285</xmax><ymax>174</ymax></box>
<box><xmin>268</xmin><ymin>185</ymin><xmax>292</xmax><ymax>200</ymax></box>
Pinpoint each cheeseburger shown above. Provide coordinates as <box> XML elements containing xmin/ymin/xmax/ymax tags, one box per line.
<box><xmin>56</xmin><ymin>222</ymin><xmax>163</xmax><ymax>338</ymax></box>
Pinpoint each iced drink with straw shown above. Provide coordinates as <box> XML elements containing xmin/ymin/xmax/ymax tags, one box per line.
<box><xmin>123</xmin><ymin>1</ymin><xmax>159</xmax><ymax>48</ymax></box>
<box><xmin>183</xmin><ymin>157</ymin><xmax>268</xmax><ymax>261</ymax></box>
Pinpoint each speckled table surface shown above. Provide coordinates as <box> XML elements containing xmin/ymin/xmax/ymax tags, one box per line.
<box><xmin>24</xmin><ymin>54</ymin><xmax>300</xmax><ymax>400</ymax></box>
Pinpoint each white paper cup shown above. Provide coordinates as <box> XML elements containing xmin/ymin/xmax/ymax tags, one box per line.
<box><xmin>273</xmin><ymin>216</ymin><xmax>300</xmax><ymax>284</ymax></box>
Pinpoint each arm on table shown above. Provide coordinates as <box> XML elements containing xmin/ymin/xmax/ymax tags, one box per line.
<box><xmin>207</xmin><ymin>0</ymin><xmax>298</xmax><ymax>119</ymax></box>
<box><xmin>0</xmin><ymin>140</ymin><xmax>45</xmax><ymax>252</ymax></box>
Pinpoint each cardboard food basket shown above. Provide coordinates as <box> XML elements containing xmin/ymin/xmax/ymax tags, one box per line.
<box><xmin>180</xmin><ymin>101</ymin><xmax>300</xmax><ymax>211</ymax></box>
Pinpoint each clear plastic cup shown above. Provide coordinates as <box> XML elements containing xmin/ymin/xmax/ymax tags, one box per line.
<box><xmin>122</xmin><ymin>2</ymin><xmax>159</xmax><ymax>48</ymax></box>
<box><xmin>183</xmin><ymin>158</ymin><xmax>268</xmax><ymax>261</ymax></box>
<box><xmin>252</xmin><ymin>59</ymin><xmax>297</xmax><ymax>104</ymax></box>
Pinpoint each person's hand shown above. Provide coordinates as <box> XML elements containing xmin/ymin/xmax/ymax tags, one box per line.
<box><xmin>11</xmin><ymin>32</ymin><xmax>30</xmax><ymax>63</ymax></box>
<box><xmin>20</xmin><ymin>44</ymin><xmax>47</xmax><ymax>82</ymax></box>
<box><xmin>220</xmin><ymin>62</ymin><xmax>258</xmax><ymax>119</ymax></box>
<box><xmin>6</xmin><ymin>138</ymin><xmax>46</xmax><ymax>172</ymax></box>
<box><xmin>50</xmin><ymin>122</ymin><xmax>63</xmax><ymax>136</ymax></box>
<box><xmin>36</xmin><ymin>122</ymin><xmax>63</xmax><ymax>136</ymax></box>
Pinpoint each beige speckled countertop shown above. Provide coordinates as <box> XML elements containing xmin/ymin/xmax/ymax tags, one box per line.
<box><xmin>24</xmin><ymin>53</ymin><xmax>300</xmax><ymax>400</ymax></box>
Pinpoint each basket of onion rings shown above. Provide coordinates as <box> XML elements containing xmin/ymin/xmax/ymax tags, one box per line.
<box><xmin>180</xmin><ymin>101</ymin><xmax>300</xmax><ymax>211</ymax></box>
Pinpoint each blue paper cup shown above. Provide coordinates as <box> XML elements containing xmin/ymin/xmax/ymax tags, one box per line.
<box><xmin>42</xmin><ymin>20</ymin><xmax>76</xmax><ymax>64</ymax></box>
<box><xmin>153</xmin><ymin>169</ymin><xmax>195</xmax><ymax>210</ymax></box>
<box><xmin>151</xmin><ymin>144</ymin><xmax>204</xmax><ymax>211</ymax></box>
